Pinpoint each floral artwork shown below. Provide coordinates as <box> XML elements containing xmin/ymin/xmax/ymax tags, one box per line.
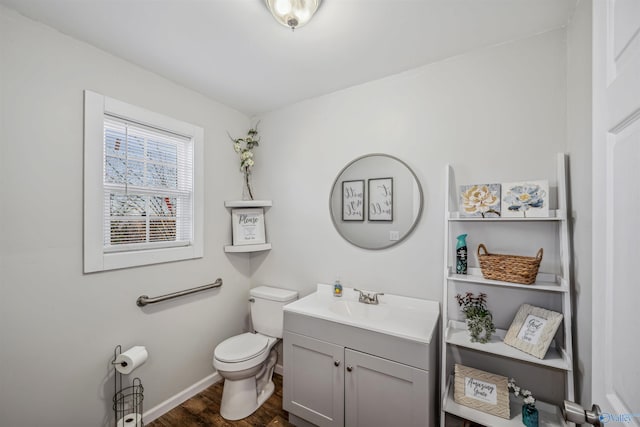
<box><xmin>459</xmin><ymin>184</ymin><xmax>501</xmax><ymax>218</ymax></box>
<box><xmin>501</xmin><ymin>180</ymin><xmax>549</xmax><ymax>218</ymax></box>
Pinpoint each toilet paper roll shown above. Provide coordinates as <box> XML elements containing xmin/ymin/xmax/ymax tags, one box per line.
<box><xmin>117</xmin><ymin>413</ymin><xmax>142</xmax><ymax>427</ymax></box>
<box><xmin>114</xmin><ymin>346</ymin><xmax>148</xmax><ymax>375</ymax></box>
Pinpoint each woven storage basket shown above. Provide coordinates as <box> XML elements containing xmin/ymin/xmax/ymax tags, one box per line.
<box><xmin>477</xmin><ymin>244</ymin><xmax>543</xmax><ymax>284</ymax></box>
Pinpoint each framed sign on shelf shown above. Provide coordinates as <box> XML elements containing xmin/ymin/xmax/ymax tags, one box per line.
<box><xmin>231</xmin><ymin>208</ymin><xmax>266</xmax><ymax>246</ymax></box>
<box><xmin>454</xmin><ymin>364</ymin><xmax>510</xmax><ymax>419</ymax></box>
<box><xmin>342</xmin><ymin>179</ymin><xmax>364</xmax><ymax>221</ymax></box>
<box><xmin>503</xmin><ymin>304</ymin><xmax>563</xmax><ymax>359</ymax></box>
<box><xmin>368</xmin><ymin>177</ymin><xmax>393</xmax><ymax>221</ymax></box>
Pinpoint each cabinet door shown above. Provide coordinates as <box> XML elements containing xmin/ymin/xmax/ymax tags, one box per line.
<box><xmin>283</xmin><ymin>331</ymin><xmax>345</xmax><ymax>427</ymax></box>
<box><xmin>345</xmin><ymin>349</ymin><xmax>430</xmax><ymax>427</ymax></box>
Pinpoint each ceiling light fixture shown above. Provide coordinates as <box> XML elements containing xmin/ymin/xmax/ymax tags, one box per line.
<box><xmin>265</xmin><ymin>0</ymin><xmax>321</xmax><ymax>31</ymax></box>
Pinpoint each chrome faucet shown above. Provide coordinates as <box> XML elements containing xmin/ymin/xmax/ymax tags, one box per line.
<box><xmin>354</xmin><ymin>288</ymin><xmax>384</xmax><ymax>305</ymax></box>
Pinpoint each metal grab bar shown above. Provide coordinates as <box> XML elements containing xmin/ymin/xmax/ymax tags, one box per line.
<box><xmin>136</xmin><ymin>278</ymin><xmax>223</xmax><ymax>307</ymax></box>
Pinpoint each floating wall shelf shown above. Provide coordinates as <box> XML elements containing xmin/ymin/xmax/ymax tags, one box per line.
<box><xmin>224</xmin><ymin>200</ymin><xmax>272</xmax><ymax>253</ymax></box>
<box><xmin>223</xmin><ymin>243</ymin><xmax>272</xmax><ymax>253</ymax></box>
<box><xmin>224</xmin><ymin>200</ymin><xmax>273</xmax><ymax>208</ymax></box>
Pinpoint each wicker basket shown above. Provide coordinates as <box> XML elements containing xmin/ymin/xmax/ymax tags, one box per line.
<box><xmin>477</xmin><ymin>244</ymin><xmax>543</xmax><ymax>284</ymax></box>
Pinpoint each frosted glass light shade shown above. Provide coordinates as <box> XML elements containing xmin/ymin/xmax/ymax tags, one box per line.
<box><xmin>265</xmin><ymin>0</ymin><xmax>321</xmax><ymax>30</ymax></box>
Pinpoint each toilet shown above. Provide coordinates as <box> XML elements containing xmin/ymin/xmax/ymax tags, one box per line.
<box><xmin>213</xmin><ymin>286</ymin><xmax>298</xmax><ymax>420</ymax></box>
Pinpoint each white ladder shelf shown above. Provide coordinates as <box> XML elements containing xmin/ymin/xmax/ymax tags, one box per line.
<box><xmin>440</xmin><ymin>153</ymin><xmax>574</xmax><ymax>427</ymax></box>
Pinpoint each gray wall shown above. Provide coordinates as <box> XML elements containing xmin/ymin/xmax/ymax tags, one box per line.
<box><xmin>0</xmin><ymin>7</ymin><xmax>252</xmax><ymax>426</ymax></box>
<box><xmin>252</xmin><ymin>29</ymin><xmax>568</xmax><ymax>301</ymax></box>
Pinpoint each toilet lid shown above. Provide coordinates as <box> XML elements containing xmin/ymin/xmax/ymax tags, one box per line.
<box><xmin>215</xmin><ymin>332</ymin><xmax>269</xmax><ymax>363</ymax></box>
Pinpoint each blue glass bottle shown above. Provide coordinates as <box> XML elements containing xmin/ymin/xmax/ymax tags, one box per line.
<box><xmin>522</xmin><ymin>404</ymin><xmax>539</xmax><ymax>427</ymax></box>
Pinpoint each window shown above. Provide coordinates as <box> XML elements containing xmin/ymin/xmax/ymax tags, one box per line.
<box><xmin>84</xmin><ymin>91</ymin><xmax>203</xmax><ymax>272</ymax></box>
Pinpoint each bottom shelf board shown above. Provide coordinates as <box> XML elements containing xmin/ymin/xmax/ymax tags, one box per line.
<box><xmin>443</xmin><ymin>377</ymin><xmax>567</xmax><ymax>427</ymax></box>
<box><xmin>224</xmin><ymin>243</ymin><xmax>272</xmax><ymax>253</ymax></box>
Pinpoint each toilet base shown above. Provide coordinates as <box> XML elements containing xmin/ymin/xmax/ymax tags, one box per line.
<box><xmin>220</xmin><ymin>376</ymin><xmax>260</xmax><ymax>421</ymax></box>
<box><xmin>257</xmin><ymin>379</ymin><xmax>275</xmax><ymax>407</ymax></box>
<box><xmin>218</xmin><ymin>348</ymin><xmax>278</xmax><ymax>421</ymax></box>
<box><xmin>219</xmin><ymin>377</ymin><xmax>276</xmax><ymax>421</ymax></box>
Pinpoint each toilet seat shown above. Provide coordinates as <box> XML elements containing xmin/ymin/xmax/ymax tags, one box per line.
<box><xmin>213</xmin><ymin>333</ymin><xmax>278</xmax><ymax>374</ymax></box>
<box><xmin>214</xmin><ymin>333</ymin><xmax>269</xmax><ymax>363</ymax></box>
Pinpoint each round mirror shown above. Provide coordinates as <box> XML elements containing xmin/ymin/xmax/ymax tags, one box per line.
<box><xmin>329</xmin><ymin>154</ymin><xmax>423</xmax><ymax>249</ymax></box>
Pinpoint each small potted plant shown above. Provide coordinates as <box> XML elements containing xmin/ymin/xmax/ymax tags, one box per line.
<box><xmin>508</xmin><ymin>378</ymin><xmax>538</xmax><ymax>427</ymax></box>
<box><xmin>455</xmin><ymin>292</ymin><xmax>496</xmax><ymax>343</ymax></box>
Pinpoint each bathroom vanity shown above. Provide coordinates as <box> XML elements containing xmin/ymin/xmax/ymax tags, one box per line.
<box><xmin>283</xmin><ymin>284</ymin><xmax>440</xmax><ymax>427</ymax></box>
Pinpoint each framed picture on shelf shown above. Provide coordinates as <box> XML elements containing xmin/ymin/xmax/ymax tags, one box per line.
<box><xmin>342</xmin><ymin>180</ymin><xmax>365</xmax><ymax>221</ymax></box>
<box><xmin>501</xmin><ymin>180</ymin><xmax>549</xmax><ymax>218</ymax></box>
<box><xmin>231</xmin><ymin>208</ymin><xmax>266</xmax><ymax>246</ymax></box>
<box><xmin>459</xmin><ymin>183</ymin><xmax>501</xmax><ymax>218</ymax></box>
<box><xmin>503</xmin><ymin>304</ymin><xmax>563</xmax><ymax>359</ymax></box>
<box><xmin>454</xmin><ymin>364</ymin><xmax>510</xmax><ymax>419</ymax></box>
<box><xmin>368</xmin><ymin>177</ymin><xmax>393</xmax><ymax>221</ymax></box>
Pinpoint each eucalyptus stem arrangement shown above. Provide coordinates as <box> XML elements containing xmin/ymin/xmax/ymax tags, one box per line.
<box><xmin>228</xmin><ymin>122</ymin><xmax>260</xmax><ymax>200</ymax></box>
<box><xmin>508</xmin><ymin>378</ymin><xmax>536</xmax><ymax>408</ymax></box>
<box><xmin>455</xmin><ymin>292</ymin><xmax>496</xmax><ymax>343</ymax></box>
<box><xmin>508</xmin><ymin>378</ymin><xmax>538</xmax><ymax>427</ymax></box>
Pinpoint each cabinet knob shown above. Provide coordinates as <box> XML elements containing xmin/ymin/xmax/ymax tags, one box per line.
<box><xmin>346</xmin><ymin>366</ymin><xmax>353</xmax><ymax>372</ymax></box>
<box><xmin>334</xmin><ymin>360</ymin><xmax>340</xmax><ymax>367</ymax></box>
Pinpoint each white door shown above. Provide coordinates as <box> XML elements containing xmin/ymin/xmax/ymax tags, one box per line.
<box><xmin>344</xmin><ymin>349</ymin><xmax>430</xmax><ymax>427</ymax></box>
<box><xmin>592</xmin><ymin>0</ymin><xmax>640</xmax><ymax>425</ymax></box>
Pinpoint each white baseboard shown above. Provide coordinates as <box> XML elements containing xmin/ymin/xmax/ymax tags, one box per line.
<box><xmin>143</xmin><ymin>372</ymin><xmax>222</xmax><ymax>423</ymax></box>
<box><xmin>143</xmin><ymin>365</ymin><xmax>284</xmax><ymax>423</ymax></box>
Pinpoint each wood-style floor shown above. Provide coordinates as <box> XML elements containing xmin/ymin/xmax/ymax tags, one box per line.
<box><xmin>148</xmin><ymin>374</ymin><xmax>295</xmax><ymax>427</ymax></box>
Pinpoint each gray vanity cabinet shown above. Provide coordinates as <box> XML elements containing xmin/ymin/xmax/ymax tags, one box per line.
<box><xmin>283</xmin><ymin>329</ymin><xmax>431</xmax><ymax>427</ymax></box>
<box><xmin>284</xmin><ymin>332</ymin><xmax>345</xmax><ymax>427</ymax></box>
<box><xmin>344</xmin><ymin>349</ymin><xmax>429</xmax><ymax>427</ymax></box>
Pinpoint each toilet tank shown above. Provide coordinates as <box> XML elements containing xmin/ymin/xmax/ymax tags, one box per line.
<box><xmin>250</xmin><ymin>286</ymin><xmax>298</xmax><ymax>338</ymax></box>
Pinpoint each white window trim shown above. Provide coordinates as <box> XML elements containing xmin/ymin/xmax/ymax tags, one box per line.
<box><xmin>84</xmin><ymin>90</ymin><xmax>204</xmax><ymax>273</ymax></box>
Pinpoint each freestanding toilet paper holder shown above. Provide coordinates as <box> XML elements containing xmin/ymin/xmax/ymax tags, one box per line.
<box><xmin>112</xmin><ymin>345</ymin><xmax>144</xmax><ymax>427</ymax></box>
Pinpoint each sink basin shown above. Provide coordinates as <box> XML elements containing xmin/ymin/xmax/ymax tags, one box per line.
<box><xmin>283</xmin><ymin>284</ymin><xmax>440</xmax><ymax>343</ymax></box>
<box><xmin>329</xmin><ymin>299</ymin><xmax>391</xmax><ymax>320</ymax></box>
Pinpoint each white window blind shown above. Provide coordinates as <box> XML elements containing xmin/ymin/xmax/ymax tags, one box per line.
<box><xmin>103</xmin><ymin>115</ymin><xmax>194</xmax><ymax>252</ymax></box>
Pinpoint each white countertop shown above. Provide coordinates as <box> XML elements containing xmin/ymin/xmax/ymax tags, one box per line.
<box><xmin>284</xmin><ymin>284</ymin><xmax>440</xmax><ymax>343</ymax></box>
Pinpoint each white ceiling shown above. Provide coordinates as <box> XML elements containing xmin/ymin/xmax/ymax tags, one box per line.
<box><xmin>1</xmin><ymin>0</ymin><xmax>576</xmax><ymax>116</ymax></box>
